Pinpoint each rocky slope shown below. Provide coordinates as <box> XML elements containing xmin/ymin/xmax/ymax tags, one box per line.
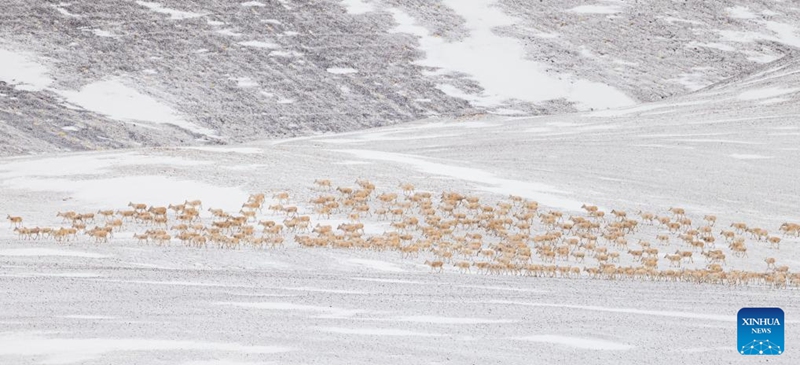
<box><xmin>1</xmin><ymin>0</ymin><xmax>800</xmax><ymax>155</ymax></box>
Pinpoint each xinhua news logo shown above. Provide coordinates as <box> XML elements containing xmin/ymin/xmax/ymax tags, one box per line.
<box><xmin>738</xmin><ymin>307</ymin><xmax>784</xmax><ymax>355</ymax></box>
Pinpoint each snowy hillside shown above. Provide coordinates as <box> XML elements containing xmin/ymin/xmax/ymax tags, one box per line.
<box><xmin>1</xmin><ymin>44</ymin><xmax>799</xmax><ymax>365</ymax></box>
<box><xmin>2</xmin><ymin>2</ymin><xmax>800</xmax><ymax>364</ymax></box>
<box><xmin>3</xmin><ymin>51</ymin><xmax>798</xmax><ymax>235</ymax></box>
<box><xmin>3</xmin><ymin>0</ymin><xmax>800</xmax><ymax>154</ymax></box>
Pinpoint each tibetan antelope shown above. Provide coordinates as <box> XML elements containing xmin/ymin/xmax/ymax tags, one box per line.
<box><xmin>424</xmin><ymin>260</ymin><xmax>444</xmax><ymax>273</ymax></box>
<box><xmin>669</xmin><ymin>207</ymin><xmax>685</xmax><ymax>218</ymax></box>
<box><xmin>6</xmin><ymin>215</ymin><xmax>22</xmax><ymax>227</ymax></box>
<box><xmin>273</xmin><ymin>192</ymin><xmax>290</xmax><ymax>204</ymax></box>
<box><xmin>184</xmin><ymin>199</ymin><xmax>203</xmax><ymax>210</ymax></box>
<box><xmin>314</xmin><ymin>179</ymin><xmax>332</xmax><ymax>190</ymax></box>
<box><xmin>765</xmin><ymin>257</ymin><xmax>776</xmax><ymax>270</ymax></box>
<box><xmin>128</xmin><ymin>202</ymin><xmax>147</xmax><ymax>211</ymax></box>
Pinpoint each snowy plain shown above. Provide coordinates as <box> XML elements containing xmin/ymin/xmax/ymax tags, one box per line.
<box><xmin>1</xmin><ymin>53</ymin><xmax>800</xmax><ymax>364</ymax></box>
<box><xmin>2</xmin><ymin>0</ymin><xmax>800</xmax><ymax>364</ymax></box>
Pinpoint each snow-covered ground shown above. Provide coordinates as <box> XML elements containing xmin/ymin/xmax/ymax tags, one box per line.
<box><xmin>2</xmin><ymin>1</ymin><xmax>800</xmax><ymax>364</ymax></box>
<box><xmin>0</xmin><ymin>235</ymin><xmax>797</xmax><ymax>364</ymax></box>
<box><xmin>1</xmin><ymin>51</ymin><xmax>800</xmax><ymax>364</ymax></box>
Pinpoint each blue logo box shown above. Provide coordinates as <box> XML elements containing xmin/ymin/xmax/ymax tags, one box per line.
<box><xmin>738</xmin><ymin>307</ymin><xmax>784</xmax><ymax>355</ymax></box>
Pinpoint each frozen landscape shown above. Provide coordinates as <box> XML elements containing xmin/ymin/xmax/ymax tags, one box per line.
<box><xmin>3</xmin><ymin>0</ymin><xmax>800</xmax><ymax>154</ymax></box>
<box><xmin>2</xmin><ymin>0</ymin><xmax>800</xmax><ymax>364</ymax></box>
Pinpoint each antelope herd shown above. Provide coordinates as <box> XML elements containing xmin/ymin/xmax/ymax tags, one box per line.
<box><xmin>4</xmin><ymin>179</ymin><xmax>799</xmax><ymax>289</ymax></box>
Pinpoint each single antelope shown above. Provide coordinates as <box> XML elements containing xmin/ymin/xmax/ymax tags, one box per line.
<box><xmin>184</xmin><ymin>199</ymin><xmax>203</xmax><ymax>210</ymax></box>
<box><xmin>128</xmin><ymin>202</ymin><xmax>147</xmax><ymax>211</ymax></box>
<box><xmin>314</xmin><ymin>179</ymin><xmax>332</xmax><ymax>190</ymax></box>
<box><xmin>6</xmin><ymin>215</ymin><xmax>22</xmax><ymax>227</ymax></box>
<box><xmin>424</xmin><ymin>260</ymin><xmax>444</xmax><ymax>273</ymax></box>
<box><xmin>669</xmin><ymin>207</ymin><xmax>685</xmax><ymax>218</ymax></box>
<box><xmin>767</xmin><ymin>236</ymin><xmax>781</xmax><ymax>249</ymax></box>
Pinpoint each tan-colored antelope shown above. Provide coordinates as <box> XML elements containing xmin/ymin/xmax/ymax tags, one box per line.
<box><xmin>52</xmin><ymin>228</ymin><xmax>71</xmax><ymax>243</ymax></box>
<box><xmin>731</xmin><ymin>244</ymin><xmax>748</xmax><ymax>258</ymax></box>
<box><xmin>424</xmin><ymin>260</ymin><xmax>444</xmax><ymax>273</ymax></box>
<box><xmin>628</xmin><ymin>250</ymin><xmax>643</xmax><ymax>261</ymax></box>
<box><xmin>133</xmin><ymin>233</ymin><xmax>149</xmax><ymax>244</ymax></box>
<box><xmin>399</xmin><ymin>183</ymin><xmax>415</xmax><ymax>196</ymax></box>
<box><xmin>87</xmin><ymin>229</ymin><xmax>109</xmax><ymax>243</ymax></box>
<box><xmin>56</xmin><ymin>211</ymin><xmax>77</xmax><ymax>222</ymax></box>
<box><xmin>169</xmin><ymin>203</ymin><xmax>185</xmax><ymax>213</ymax></box>
<box><xmin>154</xmin><ymin>234</ymin><xmax>171</xmax><ymax>246</ymax></box>
<box><xmin>273</xmin><ymin>192</ymin><xmax>290</xmax><ymax>204</ymax></box>
<box><xmin>208</xmin><ymin>208</ymin><xmax>227</xmax><ymax>220</ymax></box>
<box><xmin>282</xmin><ymin>205</ymin><xmax>298</xmax><ymax>217</ymax></box>
<box><xmin>153</xmin><ymin>216</ymin><xmax>168</xmax><ymax>227</ymax></box>
<box><xmin>14</xmin><ymin>227</ymin><xmax>37</xmax><ymax>240</ymax></box>
<box><xmin>767</xmin><ymin>236</ymin><xmax>781</xmax><ymax>249</ymax></box>
<box><xmin>638</xmin><ymin>211</ymin><xmax>655</xmax><ymax>224</ymax></box>
<box><xmin>454</xmin><ymin>261</ymin><xmax>471</xmax><ymax>273</ymax></box>
<box><xmin>117</xmin><ymin>210</ymin><xmax>137</xmax><ymax>221</ymax></box>
<box><xmin>590</xmin><ymin>210</ymin><xmax>605</xmax><ymax>221</ymax></box>
<box><xmin>184</xmin><ymin>199</ymin><xmax>203</xmax><ymax>210</ymax></box>
<box><xmin>240</xmin><ymin>209</ymin><xmax>257</xmax><ymax>222</ymax></box>
<box><xmin>242</xmin><ymin>201</ymin><xmax>262</xmax><ymax>211</ymax></box>
<box><xmin>581</xmin><ymin>204</ymin><xmax>598</xmax><ymax>213</ymax></box>
<box><xmin>264</xmin><ymin>225</ymin><xmax>284</xmax><ymax>236</ymax></box>
<box><xmin>105</xmin><ymin>218</ymin><xmax>123</xmax><ymax>229</ymax></box>
<box><xmin>719</xmin><ymin>230</ymin><xmax>735</xmax><ymax>242</ymax></box>
<box><xmin>313</xmin><ymin>179</ymin><xmax>332</xmax><ymax>190</ymax></box>
<box><xmin>77</xmin><ymin>213</ymin><xmax>95</xmax><ymax>223</ymax></box>
<box><xmin>779</xmin><ymin>222</ymin><xmax>799</xmax><ymax>237</ymax></box>
<box><xmin>97</xmin><ymin>210</ymin><xmax>115</xmax><ymax>220</ymax></box>
<box><xmin>68</xmin><ymin>221</ymin><xmax>85</xmax><ymax>232</ymax></box>
<box><xmin>747</xmin><ymin>227</ymin><xmax>768</xmax><ymax>241</ymax></box>
<box><xmin>248</xmin><ymin>193</ymin><xmax>266</xmax><ymax>204</ymax></box>
<box><xmin>676</xmin><ymin>250</ymin><xmax>693</xmax><ymax>263</ymax></box>
<box><xmin>730</xmin><ymin>222</ymin><xmax>748</xmax><ymax>234</ymax></box>
<box><xmin>148</xmin><ymin>206</ymin><xmax>167</xmax><ymax>216</ymax></box>
<box><xmin>666</xmin><ymin>222</ymin><xmax>681</xmax><ymax>233</ymax></box>
<box><xmin>664</xmin><ymin>254</ymin><xmax>682</xmax><ymax>267</ymax></box>
<box><xmin>669</xmin><ymin>207</ymin><xmax>685</xmax><ymax>218</ymax></box>
<box><xmin>259</xmin><ymin>220</ymin><xmax>277</xmax><ymax>229</ymax></box>
<box><xmin>6</xmin><ymin>214</ymin><xmax>22</xmax><ymax>227</ymax></box>
<box><xmin>267</xmin><ymin>204</ymin><xmax>282</xmax><ymax>214</ymax></box>
<box><xmin>128</xmin><ymin>202</ymin><xmax>147</xmax><ymax>211</ymax></box>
